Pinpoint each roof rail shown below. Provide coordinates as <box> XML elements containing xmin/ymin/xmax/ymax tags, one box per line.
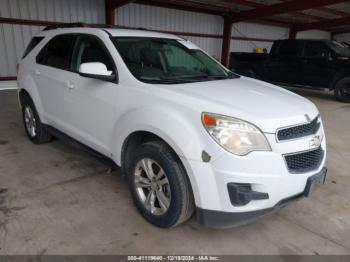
<box><xmin>42</xmin><ymin>22</ymin><xmax>149</xmax><ymax>31</ymax></box>
<box><xmin>96</xmin><ymin>24</ymin><xmax>149</xmax><ymax>31</ymax></box>
<box><xmin>43</xmin><ymin>22</ymin><xmax>87</xmax><ymax>31</ymax></box>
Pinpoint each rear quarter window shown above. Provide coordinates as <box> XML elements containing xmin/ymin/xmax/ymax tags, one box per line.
<box><xmin>22</xmin><ymin>37</ymin><xmax>44</xmax><ymax>58</ymax></box>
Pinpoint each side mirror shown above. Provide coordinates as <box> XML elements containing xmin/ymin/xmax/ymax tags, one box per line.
<box><xmin>79</xmin><ymin>62</ymin><xmax>116</xmax><ymax>81</ymax></box>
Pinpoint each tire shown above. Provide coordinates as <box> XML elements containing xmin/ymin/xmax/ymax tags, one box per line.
<box><xmin>127</xmin><ymin>141</ymin><xmax>194</xmax><ymax>228</ymax></box>
<box><xmin>21</xmin><ymin>95</ymin><xmax>52</xmax><ymax>144</ymax></box>
<box><xmin>334</xmin><ymin>77</ymin><xmax>350</xmax><ymax>103</ymax></box>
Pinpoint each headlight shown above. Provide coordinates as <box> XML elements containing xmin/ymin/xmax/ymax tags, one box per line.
<box><xmin>202</xmin><ymin>113</ymin><xmax>271</xmax><ymax>156</ymax></box>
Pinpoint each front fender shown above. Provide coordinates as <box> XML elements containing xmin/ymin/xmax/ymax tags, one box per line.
<box><xmin>111</xmin><ymin>106</ymin><xmax>215</xmax><ymax>165</ymax></box>
<box><xmin>110</xmin><ymin>106</ymin><xmax>226</xmax><ymax>208</ymax></box>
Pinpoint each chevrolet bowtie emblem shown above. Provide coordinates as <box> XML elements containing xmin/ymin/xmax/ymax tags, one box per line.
<box><xmin>305</xmin><ymin>114</ymin><xmax>311</xmax><ymax>122</ymax></box>
<box><xmin>310</xmin><ymin>135</ymin><xmax>321</xmax><ymax>148</ymax></box>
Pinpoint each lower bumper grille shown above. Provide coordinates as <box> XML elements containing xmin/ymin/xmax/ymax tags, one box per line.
<box><xmin>284</xmin><ymin>147</ymin><xmax>324</xmax><ymax>174</ymax></box>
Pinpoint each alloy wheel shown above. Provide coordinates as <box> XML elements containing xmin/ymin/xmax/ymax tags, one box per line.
<box><xmin>134</xmin><ymin>158</ymin><xmax>171</xmax><ymax>215</ymax></box>
<box><xmin>24</xmin><ymin>106</ymin><xmax>37</xmax><ymax>137</ymax></box>
<box><xmin>340</xmin><ymin>83</ymin><xmax>350</xmax><ymax>99</ymax></box>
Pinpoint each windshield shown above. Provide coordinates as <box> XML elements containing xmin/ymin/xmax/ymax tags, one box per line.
<box><xmin>112</xmin><ymin>37</ymin><xmax>238</xmax><ymax>84</ymax></box>
<box><xmin>327</xmin><ymin>40</ymin><xmax>350</xmax><ymax>57</ymax></box>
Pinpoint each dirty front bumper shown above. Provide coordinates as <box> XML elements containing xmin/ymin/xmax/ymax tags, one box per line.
<box><xmin>197</xmin><ymin>167</ymin><xmax>327</xmax><ymax>229</ymax></box>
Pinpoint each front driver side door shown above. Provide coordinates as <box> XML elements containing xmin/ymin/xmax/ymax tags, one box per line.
<box><xmin>299</xmin><ymin>41</ymin><xmax>336</xmax><ymax>87</ymax></box>
<box><xmin>61</xmin><ymin>34</ymin><xmax>119</xmax><ymax>156</ymax></box>
<box><xmin>264</xmin><ymin>41</ymin><xmax>304</xmax><ymax>85</ymax></box>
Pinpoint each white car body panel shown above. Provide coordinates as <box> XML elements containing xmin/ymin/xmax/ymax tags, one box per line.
<box><xmin>17</xmin><ymin>27</ymin><xmax>327</xmax><ymax>226</ymax></box>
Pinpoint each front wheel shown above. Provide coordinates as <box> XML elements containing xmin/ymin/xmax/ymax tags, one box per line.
<box><xmin>334</xmin><ymin>77</ymin><xmax>350</xmax><ymax>103</ymax></box>
<box><xmin>127</xmin><ymin>141</ymin><xmax>194</xmax><ymax>228</ymax></box>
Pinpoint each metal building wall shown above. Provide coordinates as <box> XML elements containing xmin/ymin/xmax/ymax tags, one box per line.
<box><xmin>0</xmin><ymin>0</ymin><xmax>105</xmax><ymax>77</ymax></box>
<box><xmin>116</xmin><ymin>3</ymin><xmax>224</xmax><ymax>58</ymax></box>
<box><xmin>0</xmin><ymin>1</ymin><xmax>292</xmax><ymax>77</ymax></box>
<box><xmin>116</xmin><ymin>3</ymin><xmax>289</xmax><ymax>57</ymax></box>
<box><xmin>231</xmin><ymin>23</ymin><xmax>289</xmax><ymax>53</ymax></box>
<box><xmin>297</xmin><ymin>30</ymin><xmax>331</xmax><ymax>40</ymax></box>
<box><xmin>333</xmin><ymin>33</ymin><xmax>350</xmax><ymax>43</ymax></box>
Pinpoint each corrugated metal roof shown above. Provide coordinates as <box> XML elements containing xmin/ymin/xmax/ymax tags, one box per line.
<box><xmin>329</xmin><ymin>2</ymin><xmax>350</xmax><ymax>13</ymax></box>
<box><xmin>143</xmin><ymin>0</ymin><xmax>350</xmax><ymax>29</ymax></box>
<box><xmin>301</xmin><ymin>9</ymin><xmax>339</xmax><ymax>20</ymax></box>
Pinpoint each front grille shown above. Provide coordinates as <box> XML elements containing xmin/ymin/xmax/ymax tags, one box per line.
<box><xmin>277</xmin><ymin>117</ymin><xmax>320</xmax><ymax>141</ymax></box>
<box><xmin>284</xmin><ymin>147</ymin><xmax>324</xmax><ymax>173</ymax></box>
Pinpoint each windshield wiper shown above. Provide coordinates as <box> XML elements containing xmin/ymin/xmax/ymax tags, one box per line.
<box><xmin>139</xmin><ymin>76</ymin><xmax>197</xmax><ymax>84</ymax></box>
<box><xmin>189</xmin><ymin>73</ymin><xmax>239</xmax><ymax>81</ymax></box>
<box><xmin>139</xmin><ymin>73</ymin><xmax>239</xmax><ymax>84</ymax></box>
<box><xmin>207</xmin><ymin>72</ymin><xmax>239</xmax><ymax>80</ymax></box>
<box><xmin>207</xmin><ymin>75</ymin><xmax>230</xmax><ymax>80</ymax></box>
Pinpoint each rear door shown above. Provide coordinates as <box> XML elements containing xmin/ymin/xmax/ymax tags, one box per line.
<box><xmin>264</xmin><ymin>40</ymin><xmax>303</xmax><ymax>85</ymax></box>
<box><xmin>299</xmin><ymin>41</ymin><xmax>336</xmax><ymax>87</ymax></box>
<box><xmin>34</xmin><ymin>34</ymin><xmax>76</xmax><ymax>128</ymax></box>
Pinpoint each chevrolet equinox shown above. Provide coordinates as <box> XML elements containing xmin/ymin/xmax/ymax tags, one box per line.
<box><xmin>17</xmin><ymin>24</ymin><xmax>327</xmax><ymax>228</ymax></box>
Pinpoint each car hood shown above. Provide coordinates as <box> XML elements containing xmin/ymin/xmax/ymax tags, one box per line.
<box><xmin>159</xmin><ymin>76</ymin><xmax>319</xmax><ymax>133</ymax></box>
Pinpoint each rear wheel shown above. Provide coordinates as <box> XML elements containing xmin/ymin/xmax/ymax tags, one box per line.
<box><xmin>334</xmin><ymin>77</ymin><xmax>350</xmax><ymax>103</ymax></box>
<box><xmin>127</xmin><ymin>141</ymin><xmax>194</xmax><ymax>228</ymax></box>
<box><xmin>21</xmin><ymin>96</ymin><xmax>52</xmax><ymax>144</ymax></box>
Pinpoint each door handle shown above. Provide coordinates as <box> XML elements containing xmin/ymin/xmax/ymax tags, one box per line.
<box><xmin>34</xmin><ymin>69</ymin><xmax>41</xmax><ymax>75</ymax></box>
<box><xmin>64</xmin><ymin>81</ymin><xmax>75</xmax><ymax>89</ymax></box>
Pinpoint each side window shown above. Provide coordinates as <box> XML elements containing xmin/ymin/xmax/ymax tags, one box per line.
<box><xmin>304</xmin><ymin>42</ymin><xmax>329</xmax><ymax>58</ymax></box>
<box><xmin>36</xmin><ymin>44</ymin><xmax>47</xmax><ymax>64</ymax></box>
<box><xmin>278</xmin><ymin>41</ymin><xmax>302</xmax><ymax>57</ymax></box>
<box><xmin>22</xmin><ymin>37</ymin><xmax>44</xmax><ymax>58</ymax></box>
<box><xmin>71</xmin><ymin>35</ymin><xmax>114</xmax><ymax>72</ymax></box>
<box><xmin>37</xmin><ymin>35</ymin><xmax>75</xmax><ymax>70</ymax></box>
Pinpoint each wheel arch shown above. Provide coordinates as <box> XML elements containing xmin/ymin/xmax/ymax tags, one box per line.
<box><xmin>110</xmin><ymin>107</ymin><xmax>214</xmax><ymax>166</ymax></box>
<box><xmin>330</xmin><ymin>70</ymin><xmax>350</xmax><ymax>90</ymax></box>
<box><xmin>120</xmin><ymin>131</ymin><xmax>170</xmax><ymax>177</ymax></box>
<box><xmin>18</xmin><ymin>88</ymin><xmax>31</xmax><ymax>106</ymax></box>
<box><xmin>110</xmin><ymin>107</ymin><xmax>216</xmax><ymax>207</ymax></box>
<box><xmin>119</xmin><ymin>129</ymin><xmax>192</xmax><ymax>177</ymax></box>
<box><xmin>120</xmin><ymin>129</ymin><xmax>201</xmax><ymax>207</ymax></box>
<box><xmin>18</xmin><ymin>76</ymin><xmax>47</xmax><ymax>123</ymax></box>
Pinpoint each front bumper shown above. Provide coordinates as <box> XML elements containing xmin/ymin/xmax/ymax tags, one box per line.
<box><xmin>197</xmin><ymin>167</ymin><xmax>327</xmax><ymax>228</ymax></box>
<box><xmin>180</xmin><ymin>122</ymin><xmax>327</xmax><ymax>228</ymax></box>
<box><xmin>184</xmin><ymin>123</ymin><xmax>326</xmax><ymax>211</ymax></box>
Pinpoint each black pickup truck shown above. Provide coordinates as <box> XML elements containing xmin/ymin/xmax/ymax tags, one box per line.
<box><xmin>230</xmin><ymin>39</ymin><xmax>350</xmax><ymax>102</ymax></box>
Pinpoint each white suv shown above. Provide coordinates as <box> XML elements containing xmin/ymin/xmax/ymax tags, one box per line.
<box><xmin>17</xmin><ymin>24</ymin><xmax>327</xmax><ymax>228</ymax></box>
